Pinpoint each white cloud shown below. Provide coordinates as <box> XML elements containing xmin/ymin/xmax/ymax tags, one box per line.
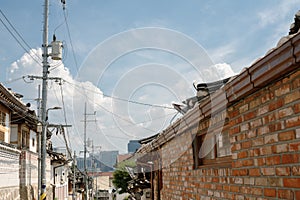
<box><xmin>213</xmin><ymin>63</ymin><xmax>236</xmax><ymax>79</ymax></box>
<box><xmin>5</xmin><ymin>49</ymin><xmax>120</xmax><ymax>152</ymax></box>
<box><xmin>257</xmin><ymin>0</ymin><xmax>299</xmax><ymax>28</ymax></box>
<box><xmin>6</xmin><ymin>41</ymin><xmax>236</xmax><ymax>153</ymax></box>
<box><xmin>207</xmin><ymin>42</ymin><xmax>237</xmax><ymax>65</ymax></box>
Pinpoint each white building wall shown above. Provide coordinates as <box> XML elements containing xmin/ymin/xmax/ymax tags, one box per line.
<box><xmin>0</xmin><ymin>144</ymin><xmax>20</xmax><ymax>187</ymax></box>
<box><xmin>20</xmin><ymin>150</ymin><xmax>38</xmax><ymax>185</ymax></box>
<box><xmin>53</xmin><ymin>165</ymin><xmax>69</xmax><ymax>200</ymax></box>
<box><xmin>29</xmin><ymin>130</ymin><xmax>37</xmax><ymax>153</ymax></box>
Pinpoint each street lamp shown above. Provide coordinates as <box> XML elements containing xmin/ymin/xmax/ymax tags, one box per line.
<box><xmin>46</xmin><ymin>106</ymin><xmax>62</xmax><ymax>121</ymax></box>
<box><xmin>40</xmin><ymin>106</ymin><xmax>62</xmax><ymax>199</ymax></box>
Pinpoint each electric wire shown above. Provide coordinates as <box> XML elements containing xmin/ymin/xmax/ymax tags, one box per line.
<box><xmin>62</xmin><ymin>8</ymin><xmax>79</xmax><ymax>72</ymax></box>
<box><xmin>4</xmin><ymin>75</ymin><xmax>172</xmax><ymax>151</ymax></box>
<box><xmin>61</xmin><ymin>125</ymin><xmax>73</xmax><ymax>159</ymax></box>
<box><xmin>61</xmin><ymin>5</ymin><xmax>100</xmax><ymax>151</ymax></box>
<box><xmin>0</xmin><ymin>98</ymin><xmax>37</xmax><ymax>124</ymax></box>
<box><xmin>51</xmin><ymin>133</ymin><xmax>66</xmax><ymax>147</ymax></box>
<box><xmin>0</xmin><ymin>3</ymin><xmax>85</xmax><ymax>178</ymax></box>
<box><xmin>61</xmin><ymin>6</ymin><xmax>89</xmax><ymax>145</ymax></box>
<box><xmin>59</xmin><ymin>82</ymin><xmax>73</xmax><ymax>153</ymax></box>
<box><xmin>0</xmin><ymin>9</ymin><xmax>42</xmax><ymax>61</ymax></box>
<box><xmin>2</xmin><ymin>76</ymin><xmax>26</xmax><ymax>85</ymax></box>
<box><xmin>49</xmin><ymin>81</ymin><xmax>76</xmax><ymax>159</ymax></box>
<box><xmin>51</xmin><ymin>6</ymin><xmax>68</xmax><ymax>71</ymax></box>
<box><xmin>95</xmin><ymin>101</ymin><xmax>153</xmax><ymax>134</ymax></box>
<box><xmin>98</xmin><ymin>111</ymin><xmax>177</xmax><ymax>131</ymax></box>
<box><xmin>65</xmin><ymin>80</ymin><xmax>173</xmax><ymax>134</ymax></box>
<box><xmin>4</xmin><ymin>76</ymin><xmax>178</xmax><ymax>130</ymax></box>
<box><xmin>60</xmin><ymin>3</ymin><xmax>149</xmax><ymax>153</ymax></box>
<box><xmin>45</xmin><ymin>82</ymin><xmax>73</xmax><ymax>156</ymax></box>
<box><xmin>52</xmin><ymin>81</ymin><xmax>85</xmax><ymax>148</ymax></box>
<box><xmin>0</xmin><ymin>9</ymin><xmax>42</xmax><ymax>66</ymax></box>
<box><xmin>103</xmin><ymin>94</ymin><xmax>175</xmax><ymax>110</ymax></box>
<box><xmin>64</xmin><ymin>80</ymin><xmax>175</xmax><ymax>110</ymax></box>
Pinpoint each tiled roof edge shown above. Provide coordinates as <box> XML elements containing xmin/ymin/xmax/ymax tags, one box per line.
<box><xmin>137</xmin><ymin>32</ymin><xmax>300</xmax><ymax>154</ymax></box>
<box><xmin>0</xmin><ymin>82</ymin><xmax>27</xmax><ymax>110</ymax></box>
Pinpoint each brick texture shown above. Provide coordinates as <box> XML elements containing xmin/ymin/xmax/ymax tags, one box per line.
<box><xmin>155</xmin><ymin>67</ymin><xmax>300</xmax><ymax>199</ymax></box>
<box><xmin>135</xmin><ymin>33</ymin><xmax>300</xmax><ymax>200</ymax></box>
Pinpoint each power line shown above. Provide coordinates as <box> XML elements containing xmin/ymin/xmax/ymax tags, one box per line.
<box><xmin>64</xmin><ymin>80</ymin><xmax>175</xmax><ymax>110</ymax></box>
<box><xmin>90</xmin><ymin>95</ymin><xmax>157</xmax><ymax>134</ymax></box>
<box><xmin>65</xmin><ymin>81</ymin><xmax>156</xmax><ymax>133</ymax></box>
<box><xmin>49</xmin><ymin>4</ymin><xmax>175</xmax><ymax>111</ymax></box>
<box><xmin>0</xmin><ymin>9</ymin><xmax>42</xmax><ymax>66</ymax></box>
<box><xmin>59</xmin><ymin>82</ymin><xmax>73</xmax><ymax>156</ymax></box>
<box><xmin>47</xmin><ymin>81</ymin><xmax>80</xmax><ymax>154</ymax></box>
<box><xmin>0</xmin><ymin>9</ymin><xmax>39</xmax><ymax>58</ymax></box>
<box><xmin>62</xmin><ymin>8</ymin><xmax>79</xmax><ymax>72</ymax></box>
<box><xmin>97</xmin><ymin>111</ymin><xmax>177</xmax><ymax>131</ymax></box>
<box><xmin>2</xmin><ymin>76</ymin><xmax>26</xmax><ymax>85</ymax></box>
<box><xmin>102</xmin><ymin>93</ymin><xmax>175</xmax><ymax>109</ymax></box>
<box><xmin>64</xmin><ymin>80</ymin><xmax>170</xmax><ymax>134</ymax></box>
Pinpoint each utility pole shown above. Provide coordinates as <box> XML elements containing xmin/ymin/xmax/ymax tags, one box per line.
<box><xmin>83</xmin><ymin>102</ymin><xmax>96</xmax><ymax>200</ymax></box>
<box><xmin>92</xmin><ymin>142</ymin><xmax>94</xmax><ymax>200</ymax></box>
<box><xmin>84</xmin><ymin>103</ymin><xmax>88</xmax><ymax>200</ymax></box>
<box><xmin>40</xmin><ymin>0</ymin><xmax>49</xmax><ymax>199</ymax></box>
<box><xmin>39</xmin><ymin>1</ymin><xmax>64</xmax><ymax>199</ymax></box>
<box><xmin>73</xmin><ymin>151</ymin><xmax>76</xmax><ymax>200</ymax></box>
<box><xmin>36</xmin><ymin>85</ymin><xmax>41</xmax><ymax>200</ymax></box>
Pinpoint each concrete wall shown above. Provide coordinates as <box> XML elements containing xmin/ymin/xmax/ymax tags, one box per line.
<box><xmin>53</xmin><ymin>165</ymin><xmax>69</xmax><ymax>200</ymax></box>
<box><xmin>0</xmin><ymin>143</ymin><xmax>20</xmax><ymax>200</ymax></box>
<box><xmin>19</xmin><ymin>150</ymin><xmax>52</xmax><ymax>200</ymax></box>
<box><xmin>95</xmin><ymin>176</ymin><xmax>110</xmax><ymax>190</ymax></box>
<box><xmin>0</xmin><ymin>186</ymin><xmax>20</xmax><ymax>200</ymax></box>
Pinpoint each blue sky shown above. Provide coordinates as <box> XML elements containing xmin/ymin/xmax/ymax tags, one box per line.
<box><xmin>1</xmin><ymin>0</ymin><xmax>298</xmax><ymax>79</ymax></box>
<box><xmin>0</xmin><ymin>0</ymin><xmax>299</xmax><ymax>153</ymax></box>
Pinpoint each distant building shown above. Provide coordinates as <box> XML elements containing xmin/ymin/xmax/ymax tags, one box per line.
<box><xmin>117</xmin><ymin>153</ymin><xmax>132</xmax><ymax>163</ymax></box>
<box><xmin>77</xmin><ymin>150</ymin><xmax>119</xmax><ymax>172</ymax></box>
<box><xmin>77</xmin><ymin>156</ymin><xmax>113</xmax><ymax>172</ymax></box>
<box><xmin>98</xmin><ymin>150</ymin><xmax>119</xmax><ymax>169</ymax></box>
<box><xmin>127</xmin><ymin>140</ymin><xmax>141</xmax><ymax>153</ymax></box>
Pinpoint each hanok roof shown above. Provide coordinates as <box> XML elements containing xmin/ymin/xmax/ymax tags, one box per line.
<box><xmin>137</xmin><ymin>29</ymin><xmax>300</xmax><ymax>154</ymax></box>
<box><xmin>0</xmin><ymin>82</ymin><xmax>38</xmax><ymax>126</ymax></box>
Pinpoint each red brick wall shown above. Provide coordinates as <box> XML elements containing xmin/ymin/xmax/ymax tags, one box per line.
<box><xmin>228</xmin><ymin>68</ymin><xmax>300</xmax><ymax>199</ymax></box>
<box><xmin>157</xmin><ymin>68</ymin><xmax>300</xmax><ymax>200</ymax></box>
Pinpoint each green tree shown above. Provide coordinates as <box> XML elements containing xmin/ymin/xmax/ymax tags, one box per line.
<box><xmin>112</xmin><ymin>169</ymin><xmax>131</xmax><ymax>193</ymax></box>
<box><xmin>112</xmin><ymin>158</ymin><xmax>135</xmax><ymax>194</ymax></box>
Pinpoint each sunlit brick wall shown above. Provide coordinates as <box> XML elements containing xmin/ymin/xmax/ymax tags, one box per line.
<box><xmin>158</xmin><ymin>68</ymin><xmax>300</xmax><ymax>199</ymax></box>
<box><xmin>228</xmin><ymin>68</ymin><xmax>300</xmax><ymax>199</ymax></box>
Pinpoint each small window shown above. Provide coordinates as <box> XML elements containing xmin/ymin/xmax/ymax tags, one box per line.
<box><xmin>193</xmin><ymin>131</ymin><xmax>231</xmax><ymax>167</ymax></box>
<box><xmin>22</xmin><ymin>130</ymin><xmax>29</xmax><ymax>148</ymax></box>
<box><xmin>0</xmin><ymin>131</ymin><xmax>4</xmax><ymax>141</ymax></box>
<box><xmin>0</xmin><ymin>111</ymin><xmax>6</xmax><ymax>127</ymax></box>
<box><xmin>217</xmin><ymin>132</ymin><xmax>231</xmax><ymax>157</ymax></box>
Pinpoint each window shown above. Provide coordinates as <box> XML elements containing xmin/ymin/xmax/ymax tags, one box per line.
<box><xmin>217</xmin><ymin>132</ymin><xmax>231</xmax><ymax>157</ymax></box>
<box><xmin>22</xmin><ymin>130</ymin><xmax>29</xmax><ymax>149</ymax></box>
<box><xmin>0</xmin><ymin>131</ymin><xmax>4</xmax><ymax>141</ymax></box>
<box><xmin>0</xmin><ymin>111</ymin><xmax>8</xmax><ymax>127</ymax></box>
<box><xmin>193</xmin><ymin>130</ymin><xmax>231</xmax><ymax>167</ymax></box>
